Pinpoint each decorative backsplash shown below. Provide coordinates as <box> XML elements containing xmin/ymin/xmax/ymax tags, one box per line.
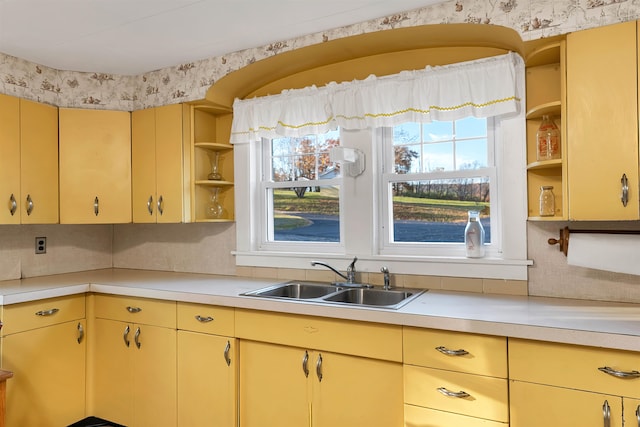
<box><xmin>1</xmin><ymin>0</ymin><xmax>637</xmax><ymax>111</ymax></box>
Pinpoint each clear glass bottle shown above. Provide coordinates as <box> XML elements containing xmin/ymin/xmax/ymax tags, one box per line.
<box><xmin>464</xmin><ymin>210</ymin><xmax>485</xmax><ymax>258</ymax></box>
<box><xmin>208</xmin><ymin>151</ymin><xmax>222</xmax><ymax>181</ymax></box>
<box><xmin>206</xmin><ymin>187</ymin><xmax>224</xmax><ymax>219</ymax></box>
<box><xmin>539</xmin><ymin>185</ymin><xmax>555</xmax><ymax>217</ymax></box>
<box><xmin>536</xmin><ymin>115</ymin><xmax>561</xmax><ymax>161</ymax></box>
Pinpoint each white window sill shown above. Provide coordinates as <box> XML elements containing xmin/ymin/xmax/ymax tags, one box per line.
<box><xmin>233</xmin><ymin>251</ymin><xmax>532</xmax><ymax>280</ymax></box>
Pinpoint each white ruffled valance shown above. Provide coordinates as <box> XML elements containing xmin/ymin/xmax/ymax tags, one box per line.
<box><xmin>231</xmin><ymin>52</ymin><xmax>523</xmax><ymax>144</ymax></box>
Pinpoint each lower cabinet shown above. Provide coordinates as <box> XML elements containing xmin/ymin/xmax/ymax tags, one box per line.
<box><xmin>509</xmin><ymin>338</ymin><xmax>640</xmax><ymax>427</ymax></box>
<box><xmin>1</xmin><ymin>295</ymin><xmax>86</xmax><ymax>426</ymax></box>
<box><xmin>176</xmin><ymin>302</ymin><xmax>236</xmax><ymax>427</ymax></box>
<box><xmin>239</xmin><ymin>340</ymin><xmax>403</xmax><ymax>427</ymax></box>
<box><xmin>91</xmin><ymin>295</ymin><xmax>177</xmax><ymax>427</ymax></box>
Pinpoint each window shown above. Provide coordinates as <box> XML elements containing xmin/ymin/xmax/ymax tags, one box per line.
<box><xmin>380</xmin><ymin>118</ymin><xmax>498</xmax><ymax>255</ymax></box>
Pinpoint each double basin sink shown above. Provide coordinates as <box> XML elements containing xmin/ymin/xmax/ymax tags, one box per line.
<box><xmin>241</xmin><ymin>281</ymin><xmax>425</xmax><ymax>310</ymax></box>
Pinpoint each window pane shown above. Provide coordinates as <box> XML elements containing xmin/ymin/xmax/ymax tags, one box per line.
<box><xmin>391</xmin><ymin>179</ymin><xmax>491</xmax><ymax>243</ymax></box>
<box><xmin>422</xmin><ymin>121</ymin><xmax>453</xmax><ymax>142</ymax></box>
<box><xmin>456</xmin><ymin>139</ymin><xmax>488</xmax><ymax>169</ymax></box>
<box><xmin>270</xmin><ymin>186</ymin><xmax>340</xmax><ymax>242</ymax></box>
<box><xmin>270</xmin><ymin>130</ymin><xmax>341</xmax><ymax>182</ymax></box>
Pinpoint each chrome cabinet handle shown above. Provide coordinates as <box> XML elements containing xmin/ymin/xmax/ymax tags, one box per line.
<box><xmin>598</xmin><ymin>366</ymin><xmax>640</xmax><ymax>378</ymax></box>
<box><xmin>9</xmin><ymin>194</ymin><xmax>17</xmax><ymax>216</ymax></box>
<box><xmin>316</xmin><ymin>353</ymin><xmax>323</xmax><ymax>382</ymax></box>
<box><xmin>147</xmin><ymin>196</ymin><xmax>154</xmax><ymax>215</ymax></box>
<box><xmin>123</xmin><ymin>325</ymin><xmax>131</xmax><ymax>347</ymax></box>
<box><xmin>302</xmin><ymin>351</ymin><xmax>309</xmax><ymax>377</ymax></box>
<box><xmin>603</xmin><ymin>400</ymin><xmax>611</xmax><ymax>427</ymax></box>
<box><xmin>435</xmin><ymin>346</ymin><xmax>469</xmax><ymax>356</ymax></box>
<box><xmin>35</xmin><ymin>308</ymin><xmax>59</xmax><ymax>316</ymax></box>
<box><xmin>621</xmin><ymin>174</ymin><xmax>629</xmax><ymax>207</ymax></box>
<box><xmin>126</xmin><ymin>306</ymin><xmax>142</xmax><ymax>313</ymax></box>
<box><xmin>94</xmin><ymin>196</ymin><xmax>99</xmax><ymax>216</ymax></box>
<box><xmin>223</xmin><ymin>341</ymin><xmax>231</xmax><ymax>366</ymax></box>
<box><xmin>157</xmin><ymin>195</ymin><xmax>164</xmax><ymax>216</ymax></box>
<box><xmin>635</xmin><ymin>404</ymin><xmax>639</xmax><ymax>427</ymax></box>
<box><xmin>134</xmin><ymin>327</ymin><xmax>141</xmax><ymax>349</ymax></box>
<box><xmin>437</xmin><ymin>387</ymin><xmax>470</xmax><ymax>398</ymax></box>
<box><xmin>26</xmin><ymin>194</ymin><xmax>33</xmax><ymax>216</ymax></box>
<box><xmin>195</xmin><ymin>315</ymin><xmax>213</xmax><ymax>323</ymax></box>
<box><xmin>77</xmin><ymin>322</ymin><xmax>84</xmax><ymax>344</ymax></box>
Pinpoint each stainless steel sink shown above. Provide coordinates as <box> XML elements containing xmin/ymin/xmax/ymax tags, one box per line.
<box><xmin>241</xmin><ymin>280</ymin><xmax>424</xmax><ymax>309</ymax></box>
<box><xmin>242</xmin><ymin>281</ymin><xmax>342</xmax><ymax>299</ymax></box>
<box><xmin>322</xmin><ymin>288</ymin><xmax>417</xmax><ymax>308</ymax></box>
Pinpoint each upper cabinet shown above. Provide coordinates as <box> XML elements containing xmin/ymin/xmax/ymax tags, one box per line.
<box><xmin>566</xmin><ymin>21</ymin><xmax>639</xmax><ymax>220</ymax></box>
<box><xmin>524</xmin><ymin>36</ymin><xmax>567</xmax><ymax>220</ymax></box>
<box><xmin>132</xmin><ymin>104</ymin><xmax>191</xmax><ymax>223</ymax></box>
<box><xmin>0</xmin><ymin>94</ymin><xmax>58</xmax><ymax>224</ymax></box>
<box><xmin>59</xmin><ymin>108</ymin><xmax>132</xmax><ymax>224</ymax></box>
<box><xmin>190</xmin><ymin>104</ymin><xmax>234</xmax><ymax>222</ymax></box>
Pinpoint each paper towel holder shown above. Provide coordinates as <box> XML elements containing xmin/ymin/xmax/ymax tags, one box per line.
<box><xmin>547</xmin><ymin>226</ymin><xmax>640</xmax><ymax>257</ymax></box>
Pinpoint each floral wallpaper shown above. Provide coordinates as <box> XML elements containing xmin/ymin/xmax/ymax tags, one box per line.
<box><xmin>0</xmin><ymin>0</ymin><xmax>637</xmax><ymax>111</ymax></box>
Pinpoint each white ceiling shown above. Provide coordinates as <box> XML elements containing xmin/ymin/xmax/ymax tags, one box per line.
<box><xmin>0</xmin><ymin>0</ymin><xmax>439</xmax><ymax>75</ymax></box>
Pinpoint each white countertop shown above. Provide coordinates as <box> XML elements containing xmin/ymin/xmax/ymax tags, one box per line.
<box><xmin>1</xmin><ymin>268</ymin><xmax>639</xmax><ymax>352</ymax></box>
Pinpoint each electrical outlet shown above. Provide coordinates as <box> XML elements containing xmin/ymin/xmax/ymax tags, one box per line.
<box><xmin>35</xmin><ymin>237</ymin><xmax>46</xmax><ymax>254</ymax></box>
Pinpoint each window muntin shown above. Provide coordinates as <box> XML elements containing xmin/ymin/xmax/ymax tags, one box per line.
<box><xmin>383</xmin><ymin>118</ymin><xmax>495</xmax><ymax>249</ymax></box>
<box><xmin>261</xmin><ymin>130</ymin><xmax>343</xmax><ymax>246</ymax></box>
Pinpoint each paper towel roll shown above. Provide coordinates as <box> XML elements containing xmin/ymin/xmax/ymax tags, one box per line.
<box><xmin>567</xmin><ymin>233</ymin><xmax>640</xmax><ymax>275</ymax></box>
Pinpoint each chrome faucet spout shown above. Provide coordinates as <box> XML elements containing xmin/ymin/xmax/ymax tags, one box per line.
<box><xmin>311</xmin><ymin>258</ymin><xmax>357</xmax><ymax>284</ymax></box>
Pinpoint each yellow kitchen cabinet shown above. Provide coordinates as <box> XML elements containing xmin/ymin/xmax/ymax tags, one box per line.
<box><xmin>91</xmin><ymin>295</ymin><xmax>177</xmax><ymax>427</ymax></box>
<box><xmin>566</xmin><ymin>21</ymin><xmax>639</xmax><ymax>220</ymax></box>
<box><xmin>509</xmin><ymin>338</ymin><xmax>640</xmax><ymax>427</ymax></box>
<box><xmin>132</xmin><ymin>104</ymin><xmax>191</xmax><ymax>223</ymax></box>
<box><xmin>523</xmin><ymin>36</ymin><xmax>567</xmax><ymax>220</ymax></box>
<box><xmin>59</xmin><ymin>108</ymin><xmax>132</xmax><ymax>224</ymax></box>
<box><xmin>236</xmin><ymin>309</ymin><xmax>403</xmax><ymax>427</ymax></box>
<box><xmin>176</xmin><ymin>302</ymin><xmax>236</xmax><ymax>427</ymax></box>
<box><xmin>625</xmin><ymin>398</ymin><xmax>640</xmax><ymax>427</ymax></box>
<box><xmin>0</xmin><ymin>94</ymin><xmax>58</xmax><ymax>224</ymax></box>
<box><xmin>403</xmin><ymin>327</ymin><xmax>509</xmax><ymax>426</ymax></box>
<box><xmin>1</xmin><ymin>295</ymin><xmax>86</xmax><ymax>426</ymax></box>
<box><xmin>190</xmin><ymin>103</ymin><xmax>235</xmax><ymax>222</ymax></box>
<box><xmin>239</xmin><ymin>340</ymin><xmax>403</xmax><ymax>427</ymax></box>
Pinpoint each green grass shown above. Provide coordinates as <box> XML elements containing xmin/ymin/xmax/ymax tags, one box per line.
<box><xmin>273</xmin><ymin>189</ymin><xmax>488</xmax><ymax>223</ymax></box>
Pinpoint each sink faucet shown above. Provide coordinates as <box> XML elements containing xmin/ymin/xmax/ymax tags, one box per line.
<box><xmin>381</xmin><ymin>266</ymin><xmax>391</xmax><ymax>290</ymax></box>
<box><xmin>311</xmin><ymin>257</ymin><xmax>358</xmax><ymax>284</ymax></box>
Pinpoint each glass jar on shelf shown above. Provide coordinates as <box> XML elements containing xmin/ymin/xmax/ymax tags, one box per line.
<box><xmin>539</xmin><ymin>186</ymin><xmax>555</xmax><ymax>217</ymax></box>
<box><xmin>206</xmin><ymin>187</ymin><xmax>224</xmax><ymax>219</ymax></box>
<box><xmin>536</xmin><ymin>115</ymin><xmax>561</xmax><ymax>161</ymax></box>
<box><xmin>208</xmin><ymin>151</ymin><xmax>223</xmax><ymax>181</ymax></box>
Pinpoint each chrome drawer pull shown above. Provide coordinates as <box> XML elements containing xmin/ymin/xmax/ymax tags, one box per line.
<box><xmin>157</xmin><ymin>195</ymin><xmax>164</xmax><ymax>216</ymax></box>
<box><xmin>35</xmin><ymin>308</ymin><xmax>59</xmax><ymax>316</ymax></box>
<box><xmin>195</xmin><ymin>315</ymin><xmax>214</xmax><ymax>323</ymax></box>
<box><xmin>9</xmin><ymin>194</ymin><xmax>17</xmax><ymax>216</ymax></box>
<box><xmin>316</xmin><ymin>353</ymin><xmax>323</xmax><ymax>382</ymax></box>
<box><xmin>621</xmin><ymin>174</ymin><xmax>629</xmax><ymax>207</ymax></box>
<box><xmin>223</xmin><ymin>341</ymin><xmax>231</xmax><ymax>366</ymax></box>
<box><xmin>26</xmin><ymin>194</ymin><xmax>33</xmax><ymax>216</ymax></box>
<box><xmin>134</xmin><ymin>327</ymin><xmax>141</xmax><ymax>349</ymax></box>
<box><xmin>147</xmin><ymin>196</ymin><xmax>154</xmax><ymax>215</ymax></box>
<box><xmin>94</xmin><ymin>196</ymin><xmax>99</xmax><ymax>216</ymax></box>
<box><xmin>598</xmin><ymin>366</ymin><xmax>640</xmax><ymax>379</ymax></box>
<box><xmin>603</xmin><ymin>400</ymin><xmax>611</xmax><ymax>427</ymax></box>
<box><xmin>302</xmin><ymin>351</ymin><xmax>309</xmax><ymax>378</ymax></box>
<box><xmin>435</xmin><ymin>346</ymin><xmax>469</xmax><ymax>356</ymax></box>
<box><xmin>126</xmin><ymin>306</ymin><xmax>142</xmax><ymax>313</ymax></box>
<box><xmin>123</xmin><ymin>325</ymin><xmax>130</xmax><ymax>347</ymax></box>
<box><xmin>635</xmin><ymin>404</ymin><xmax>639</xmax><ymax>427</ymax></box>
<box><xmin>77</xmin><ymin>322</ymin><xmax>84</xmax><ymax>344</ymax></box>
<box><xmin>437</xmin><ymin>387</ymin><xmax>470</xmax><ymax>398</ymax></box>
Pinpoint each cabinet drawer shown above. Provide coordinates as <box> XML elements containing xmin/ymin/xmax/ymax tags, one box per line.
<box><xmin>404</xmin><ymin>327</ymin><xmax>507</xmax><ymax>378</ymax></box>
<box><xmin>235</xmin><ymin>309</ymin><xmax>402</xmax><ymax>362</ymax></box>
<box><xmin>405</xmin><ymin>404</ymin><xmax>508</xmax><ymax>427</ymax></box>
<box><xmin>404</xmin><ymin>365</ymin><xmax>509</xmax><ymax>422</ymax></box>
<box><xmin>177</xmin><ymin>302</ymin><xmax>234</xmax><ymax>336</ymax></box>
<box><xmin>2</xmin><ymin>294</ymin><xmax>85</xmax><ymax>335</ymax></box>
<box><xmin>94</xmin><ymin>294</ymin><xmax>176</xmax><ymax>328</ymax></box>
<box><xmin>509</xmin><ymin>338</ymin><xmax>640</xmax><ymax>398</ymax></box>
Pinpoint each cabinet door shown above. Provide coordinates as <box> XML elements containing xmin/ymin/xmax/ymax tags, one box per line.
<box><xmin>0</xmin><ymin>94</ymin><xmax>20</xmax><ymax>224</ymax></box>
<box><xmin>510</xmin><ymin>381</ymin><xmax>622</xmax><ymax>427</ymax></box>
<box><xmin>132</xmin><ymin>107</ymin><xmax>157</xmax><ymax>223</ymax></box>
<box><xmin>155</xmin><ymin>104</ymin><xmax>186</xmax><ymax>223</ymax></box>
<box><xmin>313</xmin><ymin>351</ymin><xmax>403</xmax><ymax>427</ymax></box>
<box><xmin>92</xmin><ymin>318</ymin><xmax>134</xmax><ymax>425</ymax></box>
<box><xmin>20</xmin><ymin>99</ymin><xmax>59</xmax><ymax>224</ymax></box>
<box><xmin>59</xmin><ymin>108</ymin><xmax>132</xmax><ymax>224</ymax></box>
<box><xmin>239</xmin><ymin>340</ymin><xmax>310</xmax><ymax>427</ymax></box>
<box><xmin>177</xmin><ymin>331</ymin><xmax>236</xmax><ymax>427</ymax></box>
<box><xmin>133</xmin><ymin>323</ymin><xmax>177</xmax><ymax>427</ymax></box>
<box><xmin>567</xmin><ymin>21</ymin><xmax>639</xmax><ymax>220</ymax></box>
<box><xmin>3</xmin><ymin>320</ymin><xmax>86</xmax><ymax>426</ymax></box>
<box><xmin>625</xmin><ymin>398</ymin><xmax>640</xmax><ymax>427</ymax></box>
